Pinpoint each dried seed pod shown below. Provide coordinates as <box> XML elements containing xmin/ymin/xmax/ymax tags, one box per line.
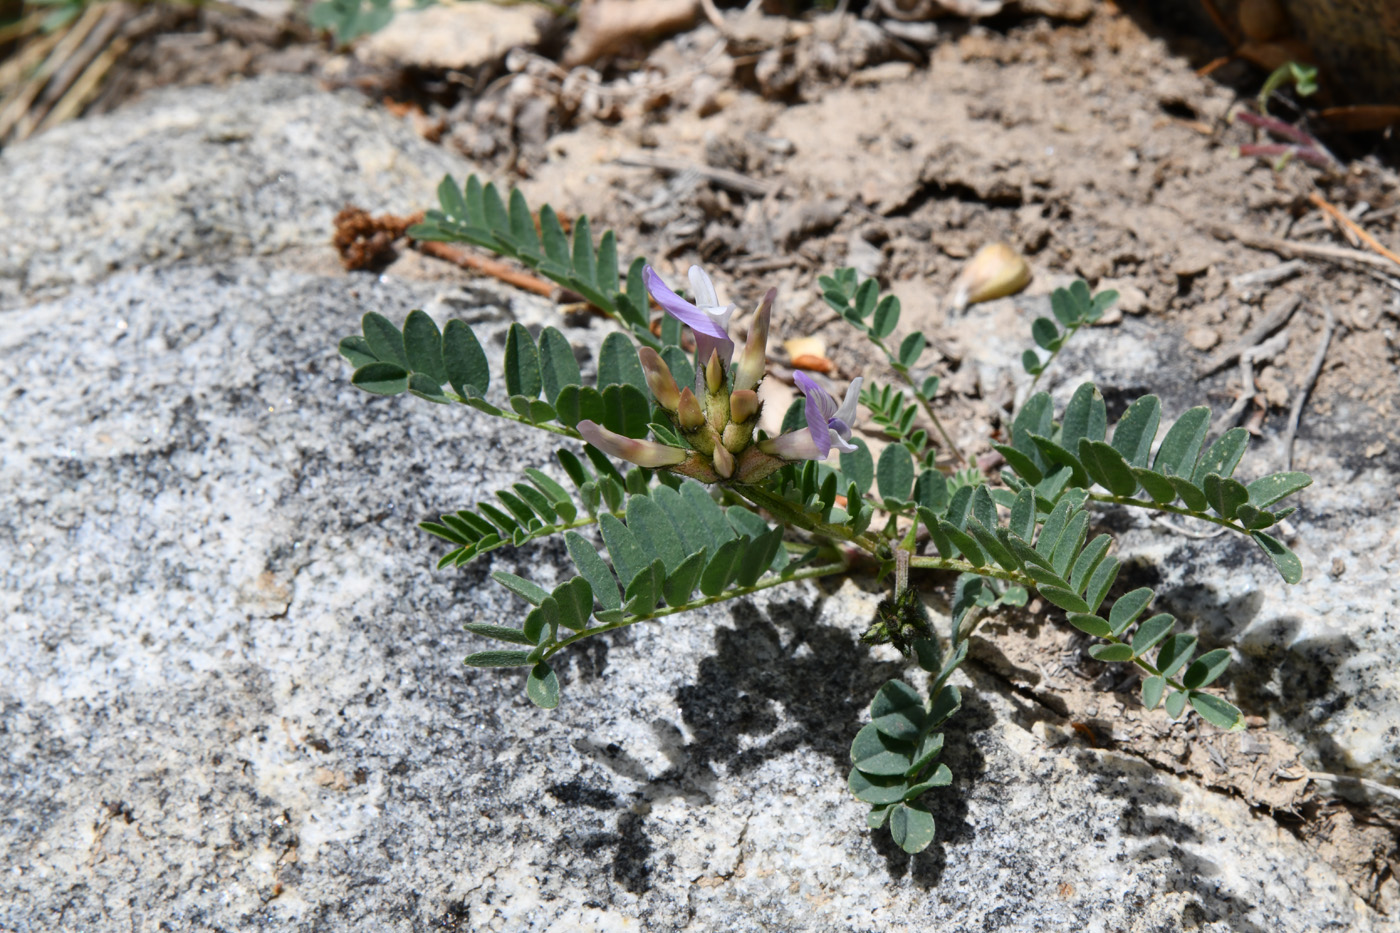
<box><xmin>950</xmin><ymin>242</ymin><xmax>1032</xmax><ymax>312</ymax></box>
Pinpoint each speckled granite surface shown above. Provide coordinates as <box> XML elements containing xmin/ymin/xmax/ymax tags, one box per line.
<box><xmin>0</xmin><ymin>75</ymin><xmax>1393</xmax><ymax>932</ymax></box>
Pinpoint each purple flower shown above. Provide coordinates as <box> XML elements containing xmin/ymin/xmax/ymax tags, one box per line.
<box><xmin>644</xmin><ymin>265</ymin><xmax>736</xmax><ymax>366</ymax></box>
<box><xmin>759</xmin><ymin>373</ymin><xmax>863</xmax><ymax>462</ymax></box>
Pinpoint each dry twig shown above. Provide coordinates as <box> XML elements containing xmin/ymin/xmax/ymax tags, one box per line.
<box><xmin>1198</xmin><ymin>293</ymin><xmax>1301</xmax><ymax>377</ymax></box>
<box><xmin>1307</xmin><ymin>192</ymin><xmax>1400</xmax><ymax>269</ymax></box>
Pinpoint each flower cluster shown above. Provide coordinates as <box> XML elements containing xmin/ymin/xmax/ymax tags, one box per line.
<box><xmin>577</xmin><ymin>265</ymin><xmax>862</xmax><ymax>485</ymax></box>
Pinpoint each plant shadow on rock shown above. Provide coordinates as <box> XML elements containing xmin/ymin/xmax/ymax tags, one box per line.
<box><xmin>544</xmin><ymin>592</ymin><xmax>989</xmax><ymax>893</ymax></box>
<box><xmin>1076</xmin><ymin>750</ymin><xmax>1273</xmax><ymax>933</ymax></box>
<box><xmin>1118</xmin><ymin>558</ymin><xmax>1363</xmax><ymax>775</ymax></box>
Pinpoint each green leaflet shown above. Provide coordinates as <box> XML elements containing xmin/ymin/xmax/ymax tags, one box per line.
<box><xmin>1153</xmin><ymin>406</ymin><xmax>1210</xmax><ymax>477</ymax></box>
<box><xmin>504</xmin><ymin>323</ymin><xmax>542</xmax><ymax>399</ymax></box>
<box><xmin>1110</xmin><ymin>395</ymin><xmax>1160</xmax><ymax>467</ymax></box>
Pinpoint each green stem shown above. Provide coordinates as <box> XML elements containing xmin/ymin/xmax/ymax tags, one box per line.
<box><xmin>907</xmin><ymin>554</ymin><xmax>1035</xmax><ymax>589</ymax></box>
<box><xmin>1026</xmin><ymin>321</ymin><xmax>1087</xmax><ymax>396</ymax></box>
<box><xmin>872</xmin><ymin>336</ymin><xmax>967</xmax><ymax>466</ymax></box>
<box><xmin>1087</xmin><ymin>493</ymin><xmax>1249</xmax><ymax>535</ymax></box>
<box><xmin>453</xmin><ymin>394</ymin><xmax>585</xmax><ymax>440</ymax></box>
<box><xmin>541</xmin><ymin>560</ymin><xmax>850</xmax><ymax>660</ymax></box>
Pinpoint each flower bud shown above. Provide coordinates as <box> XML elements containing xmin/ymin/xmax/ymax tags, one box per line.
<box><xmin>732</xmin><ymin>289</ymin><xmax>774</xmax><ymax>393</ymax></box>
<box><xmin>704</xmin><ymin>348</ymin><xmax>724</xmax><ymax>395</ymax></box>
<box><xmin>950</xmin><ymin>242</ymin><xmax>1031</xmax><ymax>312</ymax></box>
<box><xmin>637</xmin><ymin>347</ymin><xmax>681</xmax><ymax>411</ymax></box>
<box><xmin>729</xmin><ymin>389</ymin><xmax>758</xmax><ymax>424</ymax></box>
<box><xmin>677</xmin><ymin>387</ymin><xmax>706</xmax><ymax>431</ymax></box>
<box><xmin>712</xmin><ymin>442</ymin><xmax>735</xmax><ymax>479</ymax></box>
<box><xmin>577</xmin><ymin>420</ymin><xmax>687</xmax><ymax>469</ymax></box>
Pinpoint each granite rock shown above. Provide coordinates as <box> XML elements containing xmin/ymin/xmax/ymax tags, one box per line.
<box><xmin>0</xmin><ymin>76</ymin><xmax>1394</xmax><ymax>932</ymax></box>
<box><xmin>953</xmin><ymin>296</ymin><xmax>1400</xmax><ymax>785</ymax></box>
<box><xmin>0</xmin><ymin>75</ymin><xmax>464</xmax><ymax>308</ymax></box>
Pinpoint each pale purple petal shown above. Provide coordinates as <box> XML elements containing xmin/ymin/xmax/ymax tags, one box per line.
<box><xmin>803</xmin><ymin>393</ymin><xmax>831</xmax><ymax>458</ymax></box>
<box><xmin>644</xmin><ymin>266</ymin><xmax>726</xmax><ymax>340</ymax></box>
<box><xmin>759</xmin><ymin>429</ymin><xmax>827</xmax><ymax>461</ymax></box>
<box><xmin>793</xmin><ymin>371</ymin><xmax>838</xmax><ymax>421</ymax></box>
<box><xmin>645</xmin><ymin>265</ymin><xmax>735</xmax><ymax>365</ymax></box>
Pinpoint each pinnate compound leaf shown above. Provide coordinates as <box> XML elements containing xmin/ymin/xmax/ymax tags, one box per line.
<box><xmin>1183</xmin><ymin>648</ymin><xmax>1232</xmax><ymax>689</ymax></box>
<box><xmin>889</xmin><ymin>803</ymin><xmax>937</xmax><ymax>854</ymax></box>
<box><xmin>1203</xmin><ymin>473</ymin><xmax>1249</xmax><ymax>519</ymax></box>
<box><xmin>1252</xmin><ymin>531</ymin><xmax>1302</xmax><ymax>584</ymax></box>
<box><xmin>526</xmin><ymin>662</ymin><xmax>560</xmax><ymax>709</ymax></box>
<box><xmin>871</xmin><ymin>680</ymin><xmax>926</xmax><ymax>741</ymax></box>
<box><xmin>1189</xmin><ymin>692</ymin><xmax>1244</xmax><ymax>730</ymax></box>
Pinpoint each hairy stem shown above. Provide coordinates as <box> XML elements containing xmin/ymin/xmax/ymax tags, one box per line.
<box><xmin>1087</xmin><ymin>492</ymin><xmax>1251</xmax><ymax>535</ymax></box>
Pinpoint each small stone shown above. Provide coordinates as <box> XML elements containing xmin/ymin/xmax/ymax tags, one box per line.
<box><xmin>1185</xmin><ymin>327</ymin><xmax>1221</xmax><ymax>351</ymax></box>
